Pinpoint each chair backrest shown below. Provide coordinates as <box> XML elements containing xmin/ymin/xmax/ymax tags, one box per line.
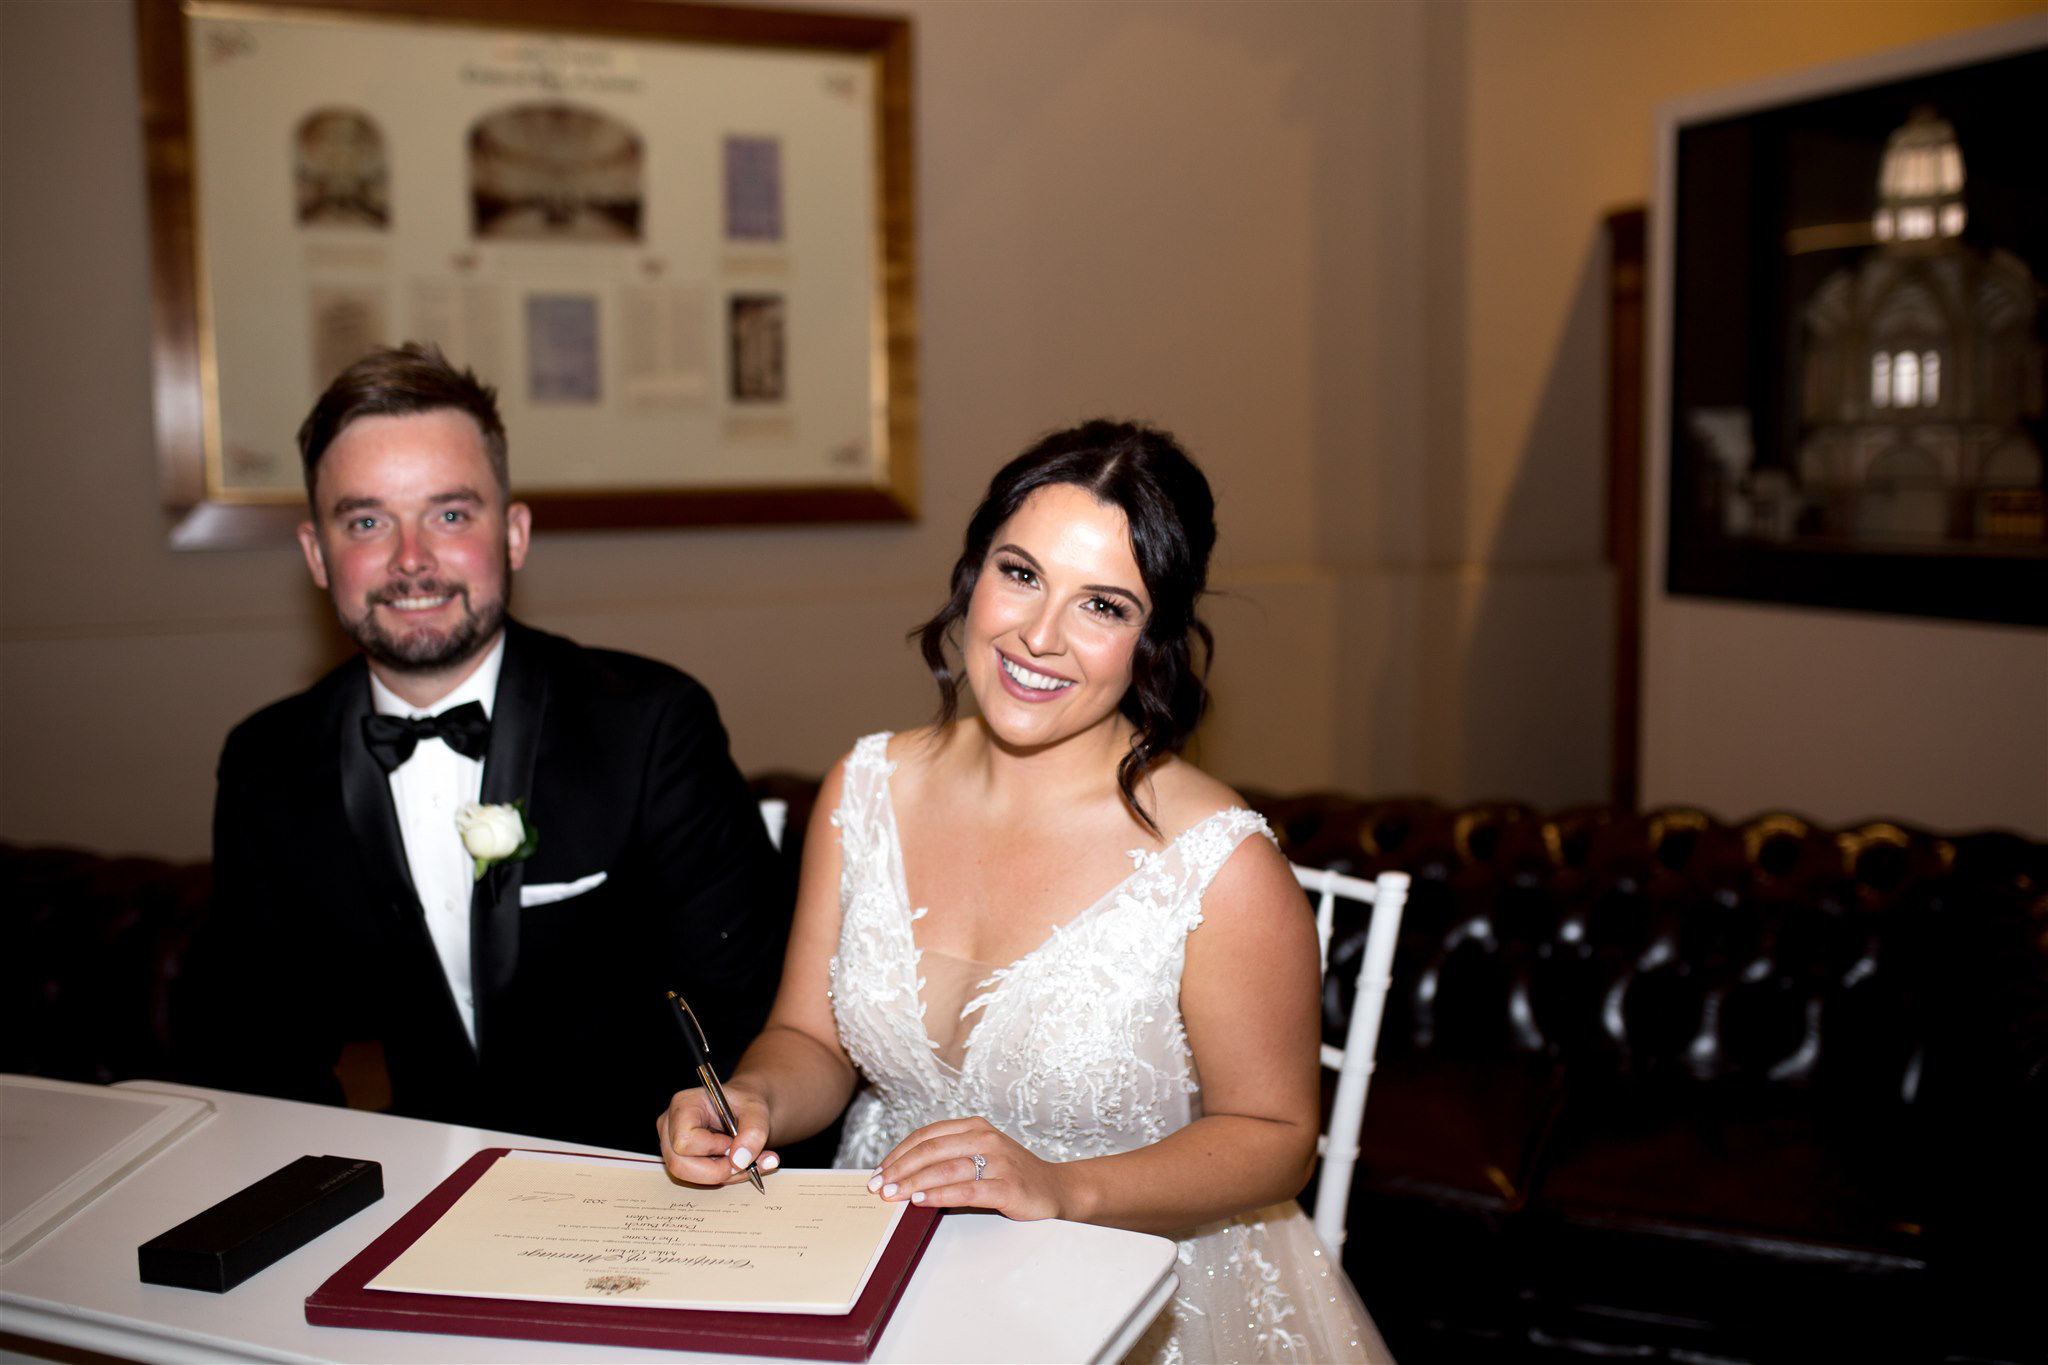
<box><xmin>1294</xmin><ymin>861</ymin><xmax>1410</xmax><ymax>1254</ymax></box>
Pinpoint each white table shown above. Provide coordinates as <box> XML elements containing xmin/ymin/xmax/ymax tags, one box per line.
<box><xmin>0</xmin><ymin>1082</ymin><xmax>1176</xmax><ymax>1364</ymax></box>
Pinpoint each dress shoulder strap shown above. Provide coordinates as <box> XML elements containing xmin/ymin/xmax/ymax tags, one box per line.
<box><xmin>833</xmin><ymin>731</ymin><xmax>898</xmax><ymax>839</ymax></box>
<box><xmin>846</xmin><ymin>730</ymin><xmax>894</xmax><ymax>775</ymax></box>
<box><xmin>1173</xmin><ymin>807</ymin><xmax>1278</xmax><ymax>926</ymax></box>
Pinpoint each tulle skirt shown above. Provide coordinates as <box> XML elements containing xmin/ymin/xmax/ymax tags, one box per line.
<box><xmin>1124</xmin><ymin>1202</ymin><xmax>1392</xmax><ymax>1365</ymax></box>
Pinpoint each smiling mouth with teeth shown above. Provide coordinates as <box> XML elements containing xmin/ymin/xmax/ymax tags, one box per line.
<box><xmin>374</xmin><ymin>581</ymin><xmax>463</xmax><ymax>612</ymax></box>
<box><xmin>1000</xmin><ymin>653</ymin><xmax>1075</xmax><ymax>692</ymax></box>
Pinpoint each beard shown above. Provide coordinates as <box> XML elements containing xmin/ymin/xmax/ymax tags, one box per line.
<box><xmin>336</xmin><ymin>573</ymin><xmax>508</xmax><ymax>675</ymax></box>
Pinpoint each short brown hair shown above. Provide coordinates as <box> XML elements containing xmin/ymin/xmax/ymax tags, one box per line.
<box><xmin>297</xmin><ymin>342</ymin><xmax>508</xmax><ymax>502</ymax></box>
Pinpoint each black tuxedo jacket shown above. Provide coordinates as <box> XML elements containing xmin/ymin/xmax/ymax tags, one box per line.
<box><xmin>186</xmin><ymin>621</ymin><xmax>790</xmax><ymax>1153</ymax></box>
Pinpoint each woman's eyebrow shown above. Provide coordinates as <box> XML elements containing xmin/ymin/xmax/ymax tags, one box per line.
<box><xmin>991</xmin><ymin>542</ymin><xmax>1042</xmax><ymax>571</ymax></box>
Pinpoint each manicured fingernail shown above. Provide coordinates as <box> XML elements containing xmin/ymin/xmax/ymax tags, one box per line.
<box><xmin>730</xmin><ymin>1147</ymin><xmax>752</xmax><ymax>1169</ymax></box>
<box><xmin>882</xmin><ymin>1182</ymin><xmax>898</xmax><ymax>1198</ymax></box>
<box><xmin>911</xmin><ymin>1191</ymin><xmax>926</xmax><ymax>1204</ymax></box>
<box><xmin>867</xmin><ymin>1173</ymin><xmax>883</xmax><ymax>1192</ymax></box>
<box><xmin>761</xmin><ymin>1152</ymin><xmax>780</xmax><ymax>1171</ymax></box>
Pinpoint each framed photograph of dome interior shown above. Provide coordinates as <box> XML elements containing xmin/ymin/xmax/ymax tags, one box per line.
<box><xmin>1650</xmin><ymin>17</ymin><xmax>2047</xmax><ymax>627</ymax></box>
<box><xmin>135</xmin><ymin>0</ymin><xmax>917</xmax><ymax>548</ymax></box>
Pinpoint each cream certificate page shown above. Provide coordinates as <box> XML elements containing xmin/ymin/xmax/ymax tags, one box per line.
<box><xmin>367</xmin><ymin>1152</ymin><xmax>906</xmax><ymax>1313</ymax></box>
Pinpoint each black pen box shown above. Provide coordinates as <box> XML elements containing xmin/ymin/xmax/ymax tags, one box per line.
<box><xmin>138</xmin><ymin>1154</ymin><xmax>383</xmax><ymax>1292</ymax></box>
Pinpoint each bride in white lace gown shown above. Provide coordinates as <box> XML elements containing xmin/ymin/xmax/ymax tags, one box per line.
<box><xmin>661</xmin><ymin>422</ymin><xmax>1391</xmax><ymax>1363</ymax></box>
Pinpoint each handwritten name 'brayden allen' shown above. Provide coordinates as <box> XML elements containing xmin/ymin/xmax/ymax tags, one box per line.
<box><xmin>516</xmin><ymin>1248</ymin><xmax>755</xmax><ymax>1269</ymax></box>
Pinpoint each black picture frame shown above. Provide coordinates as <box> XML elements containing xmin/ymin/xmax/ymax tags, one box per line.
<box><xmin>1654</xmin><ymin>20</ymin><xmax>2047</xmax><ymax>627</ymax></box>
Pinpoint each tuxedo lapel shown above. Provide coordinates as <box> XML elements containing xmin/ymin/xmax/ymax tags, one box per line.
<box><xmin>473</xmin><ymin>623</ymin><xmax>548</xmax><ymax>1049</ymax></box>
<box><xmin>335</xmin><ymin>661</ymin><xmax>422</xmax><ymax>922</ymax></box>
<box><xmin>332</xmin><ymin>657</ymin><xmax>477</xmax><ymax>1076</ymax></box>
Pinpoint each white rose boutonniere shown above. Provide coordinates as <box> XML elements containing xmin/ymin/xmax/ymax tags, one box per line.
<box><xmin>455</xmin><ymin>800</ymin><xmax>538</xmax><ymax>881</ymax></box>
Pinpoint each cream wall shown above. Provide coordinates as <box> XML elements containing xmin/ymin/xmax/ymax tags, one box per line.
<box><xmin>1450</xmin><ymin>0</ymin><xmax>2045</xmax><ymax>836</ymax></box>
<box><xmin>1</xmin><ymin>0</ymin><xmax>1436</xmax><ymax>858</ymax></box>
<box><xmin>3</xmin><ymin>0</ymin><xmax>2042</xmax><ymax>860</ymax></box>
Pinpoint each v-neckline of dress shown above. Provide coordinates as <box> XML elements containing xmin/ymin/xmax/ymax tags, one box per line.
<box><xmin>871</xmin><ymin>748</ymin><xmax>1240</xmax><ymax>1078</ymax></box>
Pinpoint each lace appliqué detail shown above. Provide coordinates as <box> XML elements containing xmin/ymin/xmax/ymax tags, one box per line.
<box><xmin>825</xmin><ymin>732</ymin><xmax>1387</xmax><ymax>1364</ymax></box>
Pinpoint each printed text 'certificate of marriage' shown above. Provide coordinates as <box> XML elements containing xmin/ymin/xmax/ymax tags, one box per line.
<box><xmin>367</xmin><ymin>1153</ymin><xmax>907</xmax><ymax>1313</ymax></box>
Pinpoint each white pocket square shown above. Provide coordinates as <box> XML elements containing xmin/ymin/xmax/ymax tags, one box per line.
<box><xmin>519</xmin><ymin>872</ymin><xmax>608</xmax><ymax>907</ymax></box>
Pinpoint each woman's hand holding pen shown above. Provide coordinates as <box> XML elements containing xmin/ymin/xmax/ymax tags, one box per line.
<box><xmin>657</xmin><ymin>1084</ymin><xmax>780</xmax><ymax>1187</ymax></box>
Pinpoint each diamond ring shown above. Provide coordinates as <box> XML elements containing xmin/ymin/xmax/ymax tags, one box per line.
<box><xmin>972</xmin><ymin>1153</ymin><xmax>987</xmax><ymax>1181</ymax></box>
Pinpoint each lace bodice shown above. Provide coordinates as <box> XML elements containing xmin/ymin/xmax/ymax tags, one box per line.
<box><xmin>827</xmin><ymin>732</ymin><xmax>1272</xmax><ymax>1168</ymax></box>
<box><xmin>824</xmin><ymin>732</ymin><xmax>1392</xmax><ymax>1364</ymax></box>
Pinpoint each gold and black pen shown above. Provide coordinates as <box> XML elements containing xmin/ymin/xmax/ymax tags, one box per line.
<box><xmin>667</xmin><ymin>991</ymin><xmax>765</xmax><ymax>1193</ymax></box>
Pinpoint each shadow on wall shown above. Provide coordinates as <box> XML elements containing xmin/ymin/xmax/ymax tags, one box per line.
<box><xmin>1454</xmin><ymin>225</ymin><xmax>1617</xmax><ymax>809</ymax></box>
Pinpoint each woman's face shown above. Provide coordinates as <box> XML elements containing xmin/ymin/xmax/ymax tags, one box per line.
<box><xmin>963</xmin><ymin>483</ymin><xmax>1151</xmax><ymax>753</ymax></box>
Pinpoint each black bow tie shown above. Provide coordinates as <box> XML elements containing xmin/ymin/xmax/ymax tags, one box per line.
<box><xmin>362</xmin><ymin>701</ymin><xmax>492</xmax><ymax>772</ymax></box>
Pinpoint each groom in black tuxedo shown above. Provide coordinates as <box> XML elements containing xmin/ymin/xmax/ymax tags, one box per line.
<box><xmin>185</xmin><ymin>343</ymin><xmax>788</xmax><ymax>1154</ymax></box>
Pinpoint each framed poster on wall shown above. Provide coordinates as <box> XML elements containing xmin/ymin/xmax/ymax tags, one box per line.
<box><xmin>1653</xmin><ymin>17</ymin><xmax>2046</xmax><ymax>627</ymax></box>
<box><xmin>136</xmin><ymin>0</ymin><xmax>917</xmax><ymax>547</ymax></box>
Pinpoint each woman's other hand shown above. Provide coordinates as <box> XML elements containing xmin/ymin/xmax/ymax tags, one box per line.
<box><xmin>868</xmin><ymin>1116</ymin><xmax>1077</xmax><ymax>1221</ymax></box>
<box><xmin>657</xmin><ymin>1084</ymin><xmax>780</xmax><ymax>1186</ymax></box>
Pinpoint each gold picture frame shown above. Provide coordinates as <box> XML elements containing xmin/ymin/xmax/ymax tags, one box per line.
<box><xmin>137</xmin><ymin>0</ymin><xmax>917</xmax><ymax>547</ymax></box>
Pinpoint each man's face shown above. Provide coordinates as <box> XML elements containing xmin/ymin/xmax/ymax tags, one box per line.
<box><xmin>297</xmin><ymin>408</ymin><xmax>530</xmax><ymax>685</ymax></box>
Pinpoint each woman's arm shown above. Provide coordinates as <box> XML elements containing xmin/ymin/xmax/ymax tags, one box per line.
<box><xmin>658</xmin><ymin>756</ymin><xmax>862</xmax><ymax>1183</ymax></box>
<box><xmin>868</xmin><ymin>831</ymin><xmax>1324</xmax><ymax>1235</ymax></box>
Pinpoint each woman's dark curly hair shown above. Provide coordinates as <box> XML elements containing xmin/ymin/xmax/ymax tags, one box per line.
<box><xmin>912</xmin><ymin>419</ymin><xmax>1217</xmax><ymax>834</ymax></box>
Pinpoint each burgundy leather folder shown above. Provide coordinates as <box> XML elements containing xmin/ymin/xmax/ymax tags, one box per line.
<box><xmin>305</xmin><ymin>1148</ymin><xmax>942</xmax><ymax>1361</ymax></box>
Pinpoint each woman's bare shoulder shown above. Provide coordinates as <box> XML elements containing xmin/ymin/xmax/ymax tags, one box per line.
<box><xmin>881</xmin><ymin>721</ymin><xmax>978</xmax><ymax>798</ymax></box>
<box><xmin>880</xmin><ymin>722</ymin><xmax>946</xmax><ymax>765</ymax></box>
<box><xmin>1144</xmin><ymin>757</ymin><xmax>1260</xmax><ymax>841</ymax></box>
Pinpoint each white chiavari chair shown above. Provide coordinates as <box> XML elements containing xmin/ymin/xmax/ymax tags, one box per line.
<box><xmin>1294</xmin><ymin>862</ymin><xmax>1410</xmax><ymax>1254</ymax></box>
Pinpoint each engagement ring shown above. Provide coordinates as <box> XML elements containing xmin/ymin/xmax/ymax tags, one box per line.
<box><xmin>972</xmin><ymin>1153</ymin><xmax>987</xmax><ymax>1181</ymax></box>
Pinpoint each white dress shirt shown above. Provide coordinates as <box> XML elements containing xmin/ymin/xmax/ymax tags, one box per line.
<box><xmin>368</xmin><ymin>636</ymin><xmax>506</xmax><ymax>1049</ymax></box>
